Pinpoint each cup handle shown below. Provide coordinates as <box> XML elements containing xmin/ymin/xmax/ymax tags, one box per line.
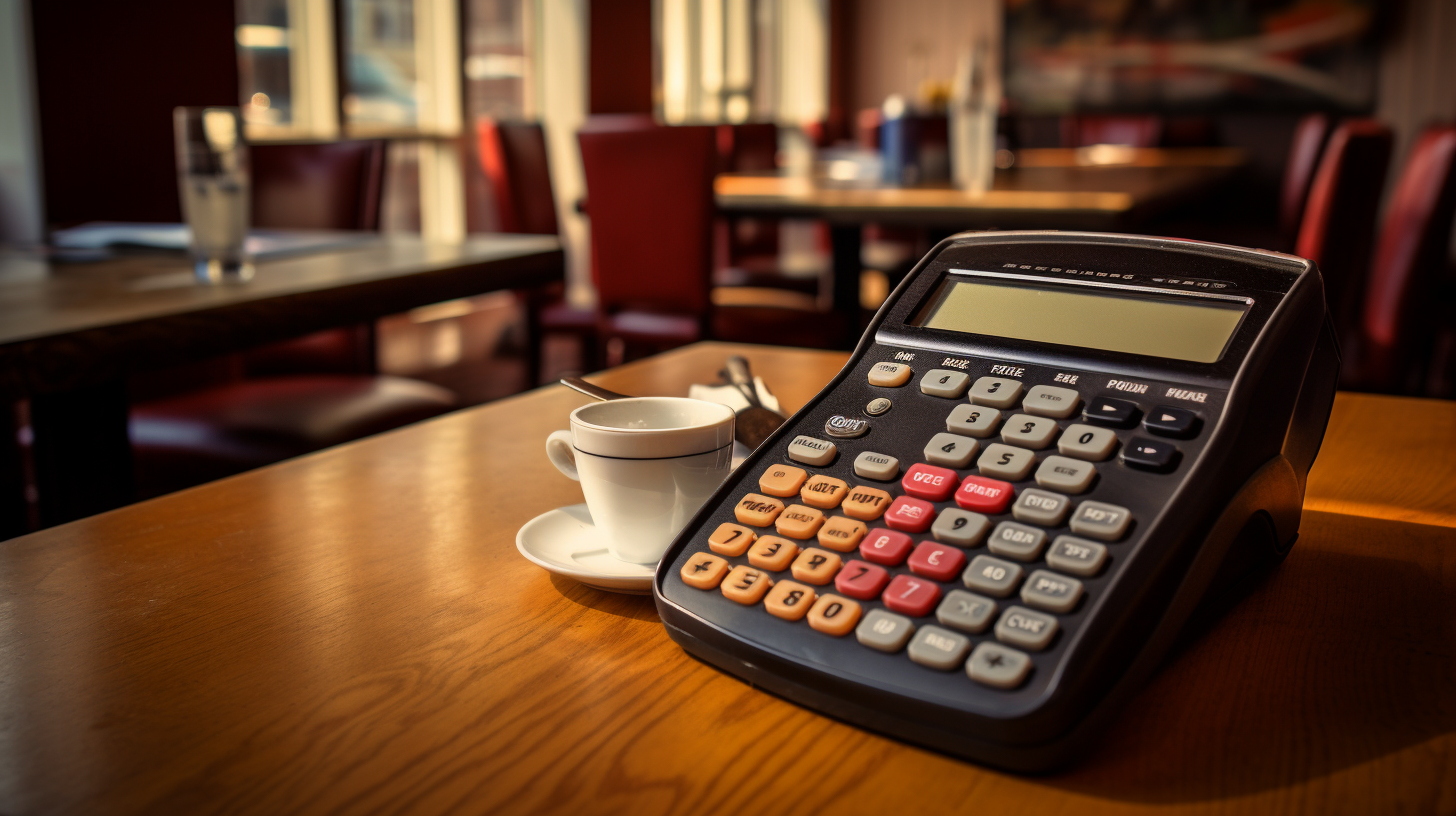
<box><xmin>546</xmin><ymin>430</ymin><xmax>579</xmax><ymax>481</ymax></box>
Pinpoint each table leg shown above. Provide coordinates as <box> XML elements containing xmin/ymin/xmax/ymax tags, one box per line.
<box><xmin>0</xmin><ymin>400</ymin><xmax>28</xmax><ymax>539</ymax></box>
<box><xmin>829</xmin><ymin>223</ymin><xmax>864</xmax><ymax>348</ymax></box>
<box><xmin>30</xmin><ymin>381</ymin><xmax>135</xmax><ymax>528</ymax></box>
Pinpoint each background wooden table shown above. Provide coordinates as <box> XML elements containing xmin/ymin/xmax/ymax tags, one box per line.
<box><xmin>0</xmin><ymin>233</ymin><xmax>564</xmax><ymax>531</ymax></box>
<box><xmin>1</xmin><ymin>342</ymin><xmax>1452</xmax><ymax>815</ymax></box>
<box><xmin>714</xmin><ymin>148</ymin><xmax>1243</xmax><ymax>333</ymax></box>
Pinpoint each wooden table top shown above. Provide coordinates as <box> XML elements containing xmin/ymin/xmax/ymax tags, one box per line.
<box><xmin>715</xmin><ymin>148</ymin><xmax>1244</xmax><ymax>229</ymax></box>
<box><xmin>0</xmin><ymin>233</ymin><xmax>563</xmax><ymax>397</ymax></box>
<box><xmin>2</xmin><ymin>342</ymin><xmax>1451</xmax><ymax>815</ymax></box>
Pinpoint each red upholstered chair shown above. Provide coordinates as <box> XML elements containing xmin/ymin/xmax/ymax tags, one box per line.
<box><xmin>476</xmin><ymin>118</ymin><xmax>598</xmax><ymax>372</ymax></box>
<box><xmin>1278</xmin><ymin>114</ymin><xmax>1332</xmax><ymax>243</ymax></box>
<box><xmin>577</xmin><ymin>123</ymin><xmax>846</xmax><ymax>361</ymax></box>
<box><xmin>1344</xmin><ymin>125</ymin><xmax>1456</xmax><ymax>393</ymax></box>
<box><xmin>130</xmin><ymin>141</ymin><xmax>457</xmax><ymax>498</ymax></box>
<box><xmin>1295</xmin><ymin>119</ymin><xmax>1393</xmax><ymax>339</ymax></box>
<box><xmin>1060</xmin><ymin>115</ymin><xmax>1163</xmax><ymax>147</ymax></box>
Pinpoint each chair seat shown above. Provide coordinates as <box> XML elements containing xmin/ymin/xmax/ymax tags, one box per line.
<box><xmin>602</xmin><ymin>311</ymin><xmax>702</xmax><ymax>345</ymax></box>
<box><xmin>539</xmin><ymin>299</ymin><xmax>598</xmax><ymax>332</ymax></box>
<box><xmin>132</xmin><ymin>375</ymin><xmax>456</xmax><ymax>495</ymax></box>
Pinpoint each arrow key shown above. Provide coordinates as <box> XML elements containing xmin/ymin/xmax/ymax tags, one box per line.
<box><xmin>1144</xmin><ymin>405</ymin><xmax>1201</xmax><ymax>438</ymax></box>
<box><xmin>1083</xmin><ymin>396</ymin><xmax>1140</xmax><ymax>428</ymax></box>
<box><xmin>1121</xmin><ymin>436</ymin><xmax>1180</xmax><ymax>472</ymax></box>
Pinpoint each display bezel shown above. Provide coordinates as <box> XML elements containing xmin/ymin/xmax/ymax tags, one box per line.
<box><xmin>909</xmin><ymin>269</ymin><xmax>1254</xmax><ymax>364</ymax></box>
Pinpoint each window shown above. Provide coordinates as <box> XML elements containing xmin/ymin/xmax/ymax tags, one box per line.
<box><xmin>236</xmin><ymin>0</ymin><xmax>339</xmax><ymax>140</ymax></box>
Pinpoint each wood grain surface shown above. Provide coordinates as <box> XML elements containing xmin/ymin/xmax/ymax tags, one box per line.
<box><xmin>0</xmin><ymin>234</ymin><xmax>564</xmax><ymax>398</ymax></box>
<box><xmin>1</xmin><ymin>342</ymin><xmax>1452</xmax><ymax>816</ymax></box>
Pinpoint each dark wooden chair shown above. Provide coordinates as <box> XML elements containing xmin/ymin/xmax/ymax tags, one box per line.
<box><xmin>1294</xmin><ymin>119</ymin><xmax>1394</xmax><ymax>340</ymax></box>
<box><xmin>1278</xmin><ymin>114</ymin><xmax>1333</xmax><ymax>243</ymax></box>
<box><xmin>1343</xmin><ymin>125</ymin><xmax>1456</xmax><ymax>393</ymax></box>
<box><xmin>577</xmin><ymin>123</ymin><xmax>846</xmax><ymax>363</ymax></box>
<box><xmin>130</xmin><ymin>141</ymin><xmax>456</xmax><ymax>498</ymax></box>
<box><xmin>477</xmin><ymin>117</ymin><xmax>598</xmax><ymax>374</ymax></box>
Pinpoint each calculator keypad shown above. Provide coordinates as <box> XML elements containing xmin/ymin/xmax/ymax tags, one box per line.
<box><xmin>672</xmin><ymin>350</ymin><xmax>1217</xmax><ymax>695</ymax></box>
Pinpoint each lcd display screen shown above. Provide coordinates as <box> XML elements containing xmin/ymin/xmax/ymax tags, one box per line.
<box><xmin>915</xmin><ymin>278</ymin><xmax>1248</xmax><ymax>363</ymax></box>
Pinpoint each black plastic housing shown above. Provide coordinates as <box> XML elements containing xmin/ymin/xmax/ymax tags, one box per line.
<box><xmin>653</xmin><ymin>232</ymin><xmax>1339</xmax><ymax>772</ymax></box>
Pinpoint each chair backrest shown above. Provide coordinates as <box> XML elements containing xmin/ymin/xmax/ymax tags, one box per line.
<box><xmin>578</xmin><ymin>123</ymin><xmax>716</xmax><ymax>318</ymax></box>
<box><xmin>476</xmin><ymin>119</ymin><xmax>559</xmax><ymax>235</ymax></box>
<box><xmin>1295</xmin><ymin>119</ymin><xmax>1393</xmax><ymax>333</ymax></box>
<box><xmin>250</xmin><ymin>141</ymin><xmax>386</xmax><ymax>231</ymax></box>
<box><xmin>1278</xmin><ymin>113</ymin><xmax>1332</xmax><ymax>240</ymax></box>
<box><xmin>1355</xmin><ymin>125</ymin><xmax>1456</xmax><ymax>390</ymax></box>
<box><xmin>1061</xmin><ymin>115</ymin><xmax>1163</xmax><ymax>148</ymax></box>
<box><xmin>716</xmin><ymin>122</ymin><xmax>778</xmax><ymax>173</ymax></box>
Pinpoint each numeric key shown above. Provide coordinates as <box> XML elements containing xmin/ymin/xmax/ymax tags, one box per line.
<box><xmin>968</xmin><ymin>376</ymin><xmax>1023</xmax><ymax>409</ymax></box>
<box><xmin>1001</xmin><ymin>414</ymin><xmax>1059</xmax><ymax>450</ymax></box>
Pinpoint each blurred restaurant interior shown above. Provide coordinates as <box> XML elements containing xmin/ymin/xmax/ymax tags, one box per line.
<box><xmin>0</xmin><ymin>0</ymin><xmax>1454</xmax><ymax>537</ymax></box>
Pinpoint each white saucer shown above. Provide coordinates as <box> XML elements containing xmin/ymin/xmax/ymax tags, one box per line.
<box><xmin>516</xmin><ymin>504</ymin><xmax>656</xmax><ymax>594</ymax></box>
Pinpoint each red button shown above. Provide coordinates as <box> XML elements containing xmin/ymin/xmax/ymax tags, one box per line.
<box><xmin>900</xmin><ymin>463</ymin><xmax>959</xmax><ymax>501</ymax></box>
<box><xmin>884</xmin><ymin>496</ymin><xmax>936</xmax><ymax>533</ymax></box>
<box><xmin>906</xmin><ymin>541</ymin><xmax>967</xmax><ymax>582</ymax></box>
<box><xmin>955</xmin><ymin>475</ymin><xmax>1014</xmax><ymax>514</ymax></box>
<box><xmin>881</xmin><ymin>573</ymin><xmax>941</xmax><ymax>617</ymax></box>
<box><xmin>834</xmin><ymin>559</ymin><xmax>891</xmax><ymax>600</ymax></box>
<box><xmin>859</xmin><ymin>528</ymin><xmax>912</xmax><ymax>565</ymax></box>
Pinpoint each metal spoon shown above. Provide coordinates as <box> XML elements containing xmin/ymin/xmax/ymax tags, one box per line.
<box><xmin>719</xmin><ymin>356</ymin><xmax>786</xmax><ymax>451</ymax></box>
<box><xmin>560</xmin><ymin>377</ymin><xmax>630</xmax><ymax>402</ymax></box>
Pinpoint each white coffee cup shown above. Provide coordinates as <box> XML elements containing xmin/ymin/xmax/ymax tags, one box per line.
<box><xmin>546</xmin><ymin>397</ymin><xmax>735</xmax><ymax>564</ymax></box>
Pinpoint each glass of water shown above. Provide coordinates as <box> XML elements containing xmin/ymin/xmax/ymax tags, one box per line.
<box><xmin>174</xmin><ymin>107</ymin><xmax>252</xmax><ymax>283</ymax></box>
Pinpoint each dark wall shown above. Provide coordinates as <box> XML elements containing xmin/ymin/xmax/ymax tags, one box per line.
<box><xmin>30</xmin><ymin>0</ymin><xmax>240</xmax><ymax>228</ymax></box>
<box><xmin>588</xmin><ymin>0</ymin><xmax>652</xmax><ymax>115</ymax></box>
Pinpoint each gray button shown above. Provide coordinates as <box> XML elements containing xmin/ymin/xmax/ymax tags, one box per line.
<box><xmin>988</xmin><ymin>521</ymin><xmax>1049</xmax><ymax>562</ymax></box>
<box><xmin>1047</xmin><ymin>535</ymin><xmax>1109</xmax><ymax>577</ymax></box>
<box><xmin>856</xmin><ymin>609</ymin><xmax>915</xmax><ymax>652</ymax></box>
<box><xmin>962</xmin><ymin>554</ymin><xmax>1024</xmax><ymax>597</ymax></box>
<box><xmin>1070</xmin><ymin>500</ymin><xmax>1132</xmax><ymax>541</ymax></box>
<box><xmin>995</xmin><ymin>606</ymin><xmax>1059</xmax><ymax>651</ymax></box>
<box><xmin>786</xmin><ymin>435</ymin><xmax>836</xmax><ymax>466</ymax></box>
<box><xmin>1011</xmin><ymin>488</ymin><xmax>1071</xmax><ymax>526</ymax></box>
<box><xmin>966</xmin><ymin>642</ymin><xmax>1032</xmax><ymax>689</ymax></box>
<box><xmin>924</xmin><ymin>432</ymin><xmax>978</xmax><ymax>468</ymax></box>
<box><xmin>1001</xmin><ymin>414</ymin><xmax>1060</xmax><ymax>450</ymax></box>
<box><xmin>935</xmin><ymin>589</ymin><xmax>997</xmax><ymax>633</ymax></box>
<box><xmin>1057</xmin><ymin>423</ymin><xmax>1118</xmax><ymax>461</ymax></box>
<box><xmin>931</xmin><ymin>508</ymin><xmax>990</xmax><ymax>547</ymax></box>
<box><xmin>853</xmin><ymin>450</ymin><xmax>900</xmax><ymax>480</ymax></box>
<box><xmin>946</xmin><ymin>404</ymin><xmax>1001</xmax><ymax>438</ymax></box>
<box><xmin>1021</xmin><ymin>570</ymin><xmax>1085</xmax><ymax>614</ymax></box>
<box><xmin>908</xmin><ymin>625</ymin><xmax>973</xmax><ymax>670</ymax></box>
<box><xmin>1034</xmin><ymin>455</ymin><xmax>1098</xmax><ymax>494</ymax></box>
<box><xmin>864</xmin><ymin>398</ymin><xmax>892</xmax><ymax>417</ymax></box>
<box><xmin>920</xmin><ymin>369</ymin><xmax>971</xmax><ymax>398</ymax></box>
<box><xmin>824</xmin><ymin>414</ymin><xmax>869</xmax><ymax>438</ymax></box>
<box><xmin>977</xmin><ymin>443</ymin><xmax>1036</xmax><ymax>480</ymax></box>
<box><xmin>1022</xmin><ymin>385</ymin><xmax>1082</xmax><ymax>418</ymax></box>
<box><xmin>968</xmin><ymin>376</ymin><xmax>1024</xmax><ymax>409</ymax></box>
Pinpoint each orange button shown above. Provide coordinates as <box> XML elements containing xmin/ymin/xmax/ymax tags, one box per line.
<box><xmin>758</xmin><ymin>464</ymin><xmax>808</xmax><ymax>498</ymax></box>
<box><xmin>807</xmin><ymin>593</ymin><xmax>862</xmax><ymax>636</ymax></box>
<box><xmin>747</xmin><ymin>535</ymin><xmax>800</xmax><ymax>571</ymax></box>
<box><xmin>735</xmin><ymin>493</ymin><xmax>785</xmax><ymax>527</ymax></box>
<box><xmin>800</xmin><ymin>474</ymin><xmax>849</xmax><ymax>509</ymax></box>
<box><xmin>721</xmin><ymin>565</ymin><xmax>772</xmax><ymax>605</ymax></box>
<box><xmin>841</xmin><ymin>486</ymin><xmax>893</xmax><ymax>520</ymax></box>
<box><xmin>817</xmin><ymin>516</ymin><xmax>868</xmax><ymax>552</ymax></box>
<box><xmin>775</xmin><ymin>504</ymin><xmax>825</xmax><ymax>539</ymax></box>
<box><xmin>708</xmin><ymin>522</ymin><xmax>757</xmax><ymax>556</ymax></box>
<box><xmin>791</xmin><ymin>547</ymin><xmax>842</xmax><ymax>585</ymax></box>
<box><xmin>680</xmin><ymin>552</ymin><xmax>730</xmax><ymax>589</ymax></box>
<box><xmin>764</xmin><ymin>579</ymin><xmax>818</xmax><ymax>621</ymax></box>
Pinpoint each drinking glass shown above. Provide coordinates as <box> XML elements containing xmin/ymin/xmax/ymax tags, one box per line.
<box><xmin>174</xmin><ymin>107</ymin><xmax>252</xmax><ymax>283</ymax></box>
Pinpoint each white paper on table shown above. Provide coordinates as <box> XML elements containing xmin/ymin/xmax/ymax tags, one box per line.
<box><xmin>687</xmin><ymin>377</ymin><xmax>782</xmax><ymax>415</ymax></box>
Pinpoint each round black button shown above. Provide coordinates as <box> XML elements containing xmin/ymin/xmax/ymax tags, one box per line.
<box><xmin>864</xmin><ymin>398</ymin><xmax>892</xmax><ymax>417</ymax></box>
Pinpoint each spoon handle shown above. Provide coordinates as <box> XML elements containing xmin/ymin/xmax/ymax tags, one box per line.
<box><xmin>560</xmin><ymin>377</ymin><xmax>630</xmax><ymax>402</ymax></box>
